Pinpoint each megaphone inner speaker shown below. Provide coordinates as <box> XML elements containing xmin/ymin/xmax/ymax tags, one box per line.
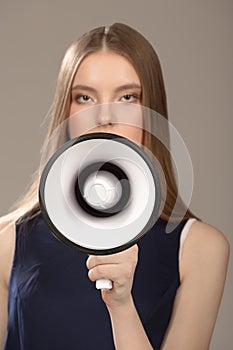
<box><xmin>39</xmin><ymin>132</ymin><xmax>161</xmax><ymax>255</ymax></box>
<box><xmin>75</xmin><ymin>162</ymin><xmax>131</xmax><ymax>217</ymax></box>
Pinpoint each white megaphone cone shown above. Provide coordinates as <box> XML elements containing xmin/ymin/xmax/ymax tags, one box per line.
<box><xmin>39</xmin><ymin>132</ymin><xmax>161</xmax><ymax>290</ymax></box>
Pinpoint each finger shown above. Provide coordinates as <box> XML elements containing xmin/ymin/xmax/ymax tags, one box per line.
<box><xmin>88</xmin><ymin>264</ymin><xmax>118</xmax><ymax>283</ymax></box>
<box><xmin>86</xmin><ymin>255</ymin><xmax>119</xmax><ymax>270</ymax></box>
<box><xmin>88</xmin><ymin>263</ymin><xmax>135</xmax><ymax>285</ymax></box>
<box><xmin>86</xmin><ymin>244</ymin><xmax>138</xmax><ymax>270</ymax></box>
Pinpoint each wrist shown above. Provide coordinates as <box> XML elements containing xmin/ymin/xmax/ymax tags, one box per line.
<box><xmin>106</xmin><ymin>294</ymin><xmax>135</xmax><ymax>315</ymax></box>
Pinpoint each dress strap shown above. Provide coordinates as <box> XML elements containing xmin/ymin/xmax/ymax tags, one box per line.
<box><xmin>179</xmin><ymin>218</ymin><xmax>197</xmax><ymax>261</ymax></box>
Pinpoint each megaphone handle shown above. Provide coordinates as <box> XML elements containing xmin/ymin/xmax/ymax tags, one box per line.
<box><xmin>96</xmin><ymin>278</ymin><xmax>113</xmax><ymax>290</ymax></box>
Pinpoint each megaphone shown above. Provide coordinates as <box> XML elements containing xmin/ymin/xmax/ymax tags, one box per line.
<box><xmin>39</xmin><ymin>132</ymin><xmax>161</xmax><ymax>289</ymax></box>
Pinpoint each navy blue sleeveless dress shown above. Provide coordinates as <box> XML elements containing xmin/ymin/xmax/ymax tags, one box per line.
<box><xmin>5</xmin><ymin>214</ymin><xmax>187</xmax><ymax>349</ymax></box>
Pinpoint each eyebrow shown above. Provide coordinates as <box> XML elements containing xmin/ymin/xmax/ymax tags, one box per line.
<box><xmin>71</xmin><ymin>83</ymin><xmax>141</xmax><ymax>93</ymax></box>
<box><xmin>115</xmin><ymin>84</ymin><xmax>141</xmax><ymax>93</ymax></box>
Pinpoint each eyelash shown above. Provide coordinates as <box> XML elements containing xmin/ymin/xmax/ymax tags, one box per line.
<box><xmin>120</xmin><ymin>94</ymin><xmax>140</xmax><ymax>102</ymax></box>
<box><xmin>74</xmin><ymin>94</ymin><xmax>93</xmax><ymax>104</ymax></box>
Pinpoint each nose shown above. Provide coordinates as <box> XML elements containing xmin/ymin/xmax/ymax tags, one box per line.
<box><xmin>97</xmin><ymin>104</ymin><xmax>113</xmax><ymax>126</ymax></box>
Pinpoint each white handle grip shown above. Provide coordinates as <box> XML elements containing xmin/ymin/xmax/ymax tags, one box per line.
<box><xmin>96</xmin><ymin>278</ymin><xmax>112</xmax><ymax>290</ymax></box>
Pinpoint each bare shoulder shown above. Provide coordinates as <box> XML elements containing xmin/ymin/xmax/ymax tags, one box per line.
<box><xmin>192</xmin><ymin>220</ymin><xmax>229</xmax><ymax>242</ymax></box>
<box><xmin>0</xmin><ymin>220</ymin><xmax>16</xmax><ymax>288</ymax></box>
<box><xmin>186</xmin><ymin>220</ymin><xmax>229</xmax><ymax>256</ymax></box>
<box><xmin>180</xmin><ymin>220</ymin><xmax>230</xmax><ymax>281</ymax></box>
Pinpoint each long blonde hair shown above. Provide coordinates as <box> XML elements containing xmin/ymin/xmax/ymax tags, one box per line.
<box><xmin>1</xmin><ymin>23</ymin><xmax>196</xmax><ymax>227</ymax></box>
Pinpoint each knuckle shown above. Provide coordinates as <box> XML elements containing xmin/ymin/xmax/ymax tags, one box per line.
<box><xmin>88</xmin><ymin>265</ymin><xmax>104</xmax><ymax>281</ymax></box>
<box><xmin>86</xmin><ymin>257</ymin><xmax>91</xmax><ymax>269</ymax></box>
<box><xmin>88</xmin><ymin>269</ymin><xmax>95</xmax><ymax>281</ymax></box>
<box><xmin>86</xmin><ymin>255</ymin><xmax>101</xmax><ymax>269</ymax></box>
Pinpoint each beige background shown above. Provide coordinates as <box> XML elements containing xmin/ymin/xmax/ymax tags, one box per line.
<box><xmin>0</xmin><ymin>0</ymin><xmax>232</xmax><ymax>348</ymax></box>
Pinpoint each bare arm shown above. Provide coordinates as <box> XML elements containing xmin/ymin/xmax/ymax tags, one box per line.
<box><xmin>161</xmin><ymin>221</ymin><xmax>230</xmax><ymax>350</ymax></box>
<box><xmin>0</xmin><ymin>222</ymin><xmax>15</xmax><ymax>350</ymax></box>
<box><xmin>87</xmin><ymin>245</ymin><xmax>153</xmax><ymax>349</ymax></box>
<box><xmin>86</xmin><ymin>221</ymin><xmax>229</xmax><ymax>350</ymax></box>
<box><xmin>107</xmin><ymin>296</ymin><xmax>153</xmax><ymax>349</ymax></box>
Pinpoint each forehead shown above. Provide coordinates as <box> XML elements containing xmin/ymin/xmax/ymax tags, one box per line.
<box><xmin>72</xmin><ymin>51</ymin><xmax>140</xmax><ymax>86</ymax></box>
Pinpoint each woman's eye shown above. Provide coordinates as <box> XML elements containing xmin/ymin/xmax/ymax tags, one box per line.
<box><xmin>74</xmin><ymin>94</ymin><xmax>92</xmax><ymax>103</ymax></box>
<box><xmin>121</xmin><ymin>94</ymin><xmax>138</xmax><ymax>103</ymax></box>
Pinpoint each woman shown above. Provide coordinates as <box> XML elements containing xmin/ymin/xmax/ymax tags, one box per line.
<box><xmin>0</xmin><ymin>23</ymin><xmax>230</xmax><ymax>349</ymax></box>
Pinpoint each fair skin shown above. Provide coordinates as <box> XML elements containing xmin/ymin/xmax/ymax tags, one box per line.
<box><xmin>69</xmin><ymin>51</ymin><xmax>143</xmax><ymax>144</ymax></box>
<box><xmin>0</xmin><ymin>51</ymin><xmax>230</xmax><ymax>349</ymax></box>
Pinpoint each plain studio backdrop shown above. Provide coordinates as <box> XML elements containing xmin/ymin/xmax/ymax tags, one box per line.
<box><xmin>0</xmin><ymin>1</ymin><xmax>232</xmax><ymax>348</ymax></box>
